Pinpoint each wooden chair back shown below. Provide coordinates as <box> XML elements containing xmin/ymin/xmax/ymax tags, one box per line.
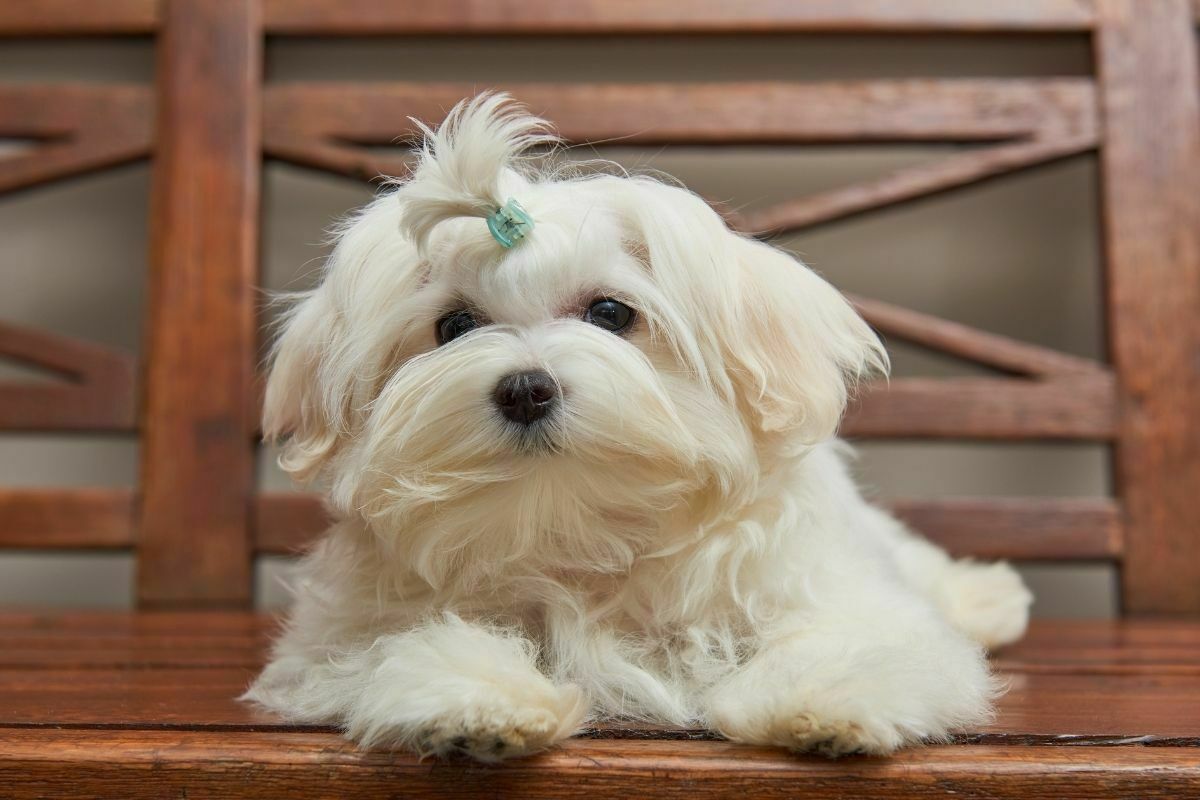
<box><xmin>1</xmin><ymin>0</ymin><xmax>1198</xmax><ymax>613</ymax></box>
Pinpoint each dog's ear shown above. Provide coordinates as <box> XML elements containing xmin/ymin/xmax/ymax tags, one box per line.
<box><xmin>620</xmin><ymin>181</ymin><xmax>886</xmax><ymax>443</ymax></box>
<box><xmin>723</xmin><ymin>235</ymin><xmax>887</xmax><ymax>441</ymax></box>
<box><xmin>262</xmin><ymin>289</ymin><xmax>346</xmax><ymax>482</ymax></box>
<box><xmin>263</xmin><ymin>193</ymin><xmax>422</xmax><ymax>482</ymax></box>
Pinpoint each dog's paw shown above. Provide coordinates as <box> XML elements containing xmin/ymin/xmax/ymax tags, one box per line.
<box><xmin>781</xmin><ymin>711</ymin><xmax>897</xmax><ymax>757</ymax></box>
<box><xmin>353</xmin><ymin>682</ymin><xmax>588</xmax><ymax>762</ymax></box>
<box><xmin>415</xmin><ymin>698</ymin><xmax>577</xmax><ymax>761</ymax></box>
<box><xmin>706</xmin><ymin>630</ymin><xmax>997</xmax><ymax>757</ymax></box>
<box><xmin>938</xmin><ymin>560</ymin><xmax>1033</xmax><ymax>649</ymax></box>
<box><xmin>711</xmin><ymin>697</ymin><xmax>907</xmax><ymax>756</ymax></box>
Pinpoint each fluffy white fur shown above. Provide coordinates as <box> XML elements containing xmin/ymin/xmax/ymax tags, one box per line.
<box><xmin>244</xmin><ymin>94</ymin><xmax>1033</xmax><ymax>761</ymax></box>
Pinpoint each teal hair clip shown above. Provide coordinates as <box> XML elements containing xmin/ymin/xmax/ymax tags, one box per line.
<box><xmin>486</xmin><ymin>198</ymin><xmax>534</xmax><ymax>249</ymax></box>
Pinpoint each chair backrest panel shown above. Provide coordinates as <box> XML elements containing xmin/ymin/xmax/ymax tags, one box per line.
<box><xmin>0</xmin><ymin>0</ymin><xmax>1197</xmax><ymax>613</ymax></box>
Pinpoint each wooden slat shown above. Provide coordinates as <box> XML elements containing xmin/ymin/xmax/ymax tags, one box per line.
<box><xmin>5</xmin><ymin>615</ymin><xmax>1198</xmax><ymax>676</ymax></box>
<box><xmin>0</xmin><ymin>85</ymin><xmax>153</xmax><ymax>195</ymax></box>
<box><xmin>7</xmin><ymin>616</ymin><xmax>1199</xmax><ymax>675</ymax></box>
<box><xmin>0</xmin><ymin>489</ymin><xmax>135</xmax><ymax>550</ymax></box>
<box><xmin>849</xmin><ymin>295</ymin><xmax>1110</xmax><ymax>378</ymax></box>
<box><xmin>263</xmin><ymin>80</ymin><xmax>1098</xmax><ymax>179</ymax></box>
<box><xmin>253</xmin><ymin>492</ymin><xmax>328</xmax><ymax>555</ymax></box>
<box><xmin>261</xmin><ymin>0</ymin><xmax>1099</xmax><ymax>35</ymax></box>
<box><xmin>842</xmin><ymin>374</ymin><xmax>1117</xmax><ymax>440</ymax></box>
<box><xmin>0</xmin><ymin>0</ymin><xmax>1109</xmax><ymax>37</ymax></box>
<box><xmin>3</xmin><ymin>733</ymin><xmax>1200</xmax><ymax>799</ymax></box>
<box><xmin>137</xmin><ymin>0</ymin><xmax>262</xmax><ymax>608</ymax></box>
<box><xmin>0</xmin><ymin>322</ymin><xmax>137</xmax><ymax>431</ymax></box>
<box><xmin>888</xmin><ymin>497</ymin><xmax>1123</xmax><ymax>561</ymax></box>
<box><xmin>0</xmin><ymin>0</ymin><xmax>157</xmax><ymax>36</ymax></box>
<box><xmin>0</xmin><ymin>611</ymin><xmax>272</xmax><ymax>635</ymax></box>
<box><xmin>997</xmin><ymin>619</ymin><xmax>1200</xmax><ymax>675</ymax></box>
<box><xmin>1095</xmin><ymin>0</ymin><xmax>1200</xmax><ymax>614</ymax></box>
<box><xmin>1</xmin><ymin>665</ymin><xmax>1199</xmax><ymax>742</ymax></box>
<box><xmin>745</xmin><ymin>134</ymin><xmax>1096</xmax><ymax>234</ymax></box>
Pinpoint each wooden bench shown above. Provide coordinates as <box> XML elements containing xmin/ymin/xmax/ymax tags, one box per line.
<box><xmin>2</xmin><ymin>1</ymin><xmax>1199</xmax><ymax>795</ymax></box>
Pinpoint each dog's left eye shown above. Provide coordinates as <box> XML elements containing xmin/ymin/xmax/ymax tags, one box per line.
<box><xmin>436</xmin><ymin>310</ymin><xmax>479</xmax><ymax>345</ymax></box>
<box><xmin>585</xmin><ymin>299</ymin><xmax>634</xmax><ymax>333</ymax></box>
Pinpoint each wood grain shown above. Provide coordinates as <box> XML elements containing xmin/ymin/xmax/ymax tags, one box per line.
<box><xmin>842</xmin><ymin>375</ymin><xmax>1117</xmax><ymax>440</ymax></box>
<box><xmin>137</xmin><ymin>0</ymin><xmax>262</xmax><ymax>608</ymax></box>
<box><xmin>0</xmin><ymin>489</ymin><xmax>136</xmax><ymax>550</ymax></box>
<box><xmin>0</xmin><ymin>0</ymin><xmax>157</xmax><ymax>36</ymax></box>
<box><xmin>0</xmin><ymin>84</ymin><xmax>153</xmax><ymax>195</ymax></box>
<box><xmin>253</xmin><ymin>492</ymin><xmax>329</xmax><ymax>555</ymax></box>
<box><xmin>1</xmin><ymin>615</ymin><xmax>1198</xmax><ymax>745</ymax></box>
<box><xmin>849</xmin><ymin>294</ymin><xmax>1110</xmax><ymax>378</ymax></box>
<box><xmin>0</xmin><ymin>0</ymin><xmax>1110</xmax><ymax>37</ymax></box>
<box><xmin>0</xmin><ymin>321</ymin><xmax>137</xmax><ymax>431</ymax></box>
<box><xmin>264</xmin><ymin>79</ymin><xmax>1098</xmax><ymax>237</ymax></box>
<box><xmin>745</xmin><ymin>135</ymin><xmax>1097</xmax><ymax>234</ymax></box>
<box><xmin>1</xmin><ymin>665</ymin><xmax>1199</xmax><ymax>740</ymax></box>
<box><xmin>888</xmin><ymin>497</ymin><xmax>1123</xmax><ymax>561</ymax></box>
<box><xmin>263</xmin><ymin>79</ymin><xmax>1098</xmax><ymax>171</ymax></box>
<box><xmin>260</xmin><ymin>0</ymin><xmax>1100</xmax><ymax>35</ymax></box>
<box><xmin>2</xmin><ymin>732</ymin><xmax>1200</xmax><ymax>799</ymax></box>
<box><xmin>1095</xmin><ymin>0</ymin><xmax>1200</xmax><ymax>613</ymax></box>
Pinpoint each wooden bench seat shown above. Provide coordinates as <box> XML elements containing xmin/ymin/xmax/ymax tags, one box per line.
<box><xmin>4</xmin><ymin>0</ymin><xmax>1200</xmax><ymax>797</ymax></box>
<box><xmin>1</xmin><ymin>612</ymin><xmax>1197</xmax><ymax>796</ymax></box>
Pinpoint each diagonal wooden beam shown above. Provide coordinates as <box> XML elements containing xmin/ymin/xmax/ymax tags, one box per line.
<box><xmin>0</xmin><ymin>322</ymin><xmax>137</xmax><ymax>431</ymax></box>
<box><xmin>743</xmin><ymin>134</ymin><xmax>1097</xmax><ymax>234</ymax></box>
<box><xmin>264</xmin><ymin>134</ymin><xmax>413</xmax><ymax>182</ymax></box>
<box><xmin>847</xmin><ymin>295</ymin><xmax>1109</xmax><ymax>379</ymax></box>
<box><xmin>0</xmin><ymin>85</ymin><xmax>154</xmax><ymax>194</ymax></box>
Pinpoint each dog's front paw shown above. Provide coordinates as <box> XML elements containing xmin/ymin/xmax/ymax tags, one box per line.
<box><xmin>710</xmin><ymin>694</ymin><xmax>908</xmax><ymax>756</ymax></box>
<box><xmin>351</xmin><ymin>681</ymin><xmax>588</xmax><ymax>762</ymax></box>
<box><xmin>706</xmin><ymin>632</ymin><xmax>997</xmax><ymax>756</ymax></box>
<box><xmin>414</xmin><ymin>697</ymin><xmax>578</xmax><ymax>761</ymax></box>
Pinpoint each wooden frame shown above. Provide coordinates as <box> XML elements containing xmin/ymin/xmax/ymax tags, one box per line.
<box><xmin>0</xmin><ymin>0</ymin><xmax>1198</xmax><ymax>613</ymax></box>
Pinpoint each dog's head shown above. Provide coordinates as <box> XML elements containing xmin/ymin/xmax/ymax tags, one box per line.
<box><xmin>265</xmin><ymin>94</ymin><xmax>885</xmax><ymax>578</ymax></box>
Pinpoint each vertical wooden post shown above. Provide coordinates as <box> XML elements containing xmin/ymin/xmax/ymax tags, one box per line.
<box><xmin>138</xmin><ymin>0</ymin><xmax>261</xmax><ymax>607</ymax></box>
<box><xmin>1095</xmin><ymin>0</ymin><xmax>1200</xmax><ymax>613</ymax></box>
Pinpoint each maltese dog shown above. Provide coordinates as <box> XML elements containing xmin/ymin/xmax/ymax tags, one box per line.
<box><xmin>245</xmin><ymin>93</ymin><xmax>1033</xmax><ymax>760</ymax></box>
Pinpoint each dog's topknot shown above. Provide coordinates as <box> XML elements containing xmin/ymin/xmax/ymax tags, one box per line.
<box><xmin>399</xmin><ymin>92</ymin><xmax>557</xmax><ymax>248</ymax></box>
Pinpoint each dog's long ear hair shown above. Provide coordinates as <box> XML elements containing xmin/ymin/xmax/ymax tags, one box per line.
<box><xmin>725</xmin><ymin>235</ymin><xmax>888</xmax><ymax>441</ymax></box>
<box><xmin>625</xmin><ymin>183</ymin><xmax>887</xmax><ymax>444</ymax></box>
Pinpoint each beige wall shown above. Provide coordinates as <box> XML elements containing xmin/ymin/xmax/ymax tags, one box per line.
<box><xmin>0</xmin><ymin>35</ymin><xmax>1115</xmax><ymax>616</ymax></box>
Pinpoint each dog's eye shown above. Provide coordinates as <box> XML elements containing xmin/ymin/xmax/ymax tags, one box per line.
<box><xmin>436</xmin><ymin>310</ymin><xmax>479</xmax><ymax>345</ymax></box>
<box><xmin>585</xmin><ymin>299</ymin><xmax>634</xmax><ymax>333</ymax></box>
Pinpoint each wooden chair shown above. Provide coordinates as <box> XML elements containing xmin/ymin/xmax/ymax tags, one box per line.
<box><xmin>2</xmin><ymin>1</ymin><xmax>1199</xmax><ymax>795</ymax></box>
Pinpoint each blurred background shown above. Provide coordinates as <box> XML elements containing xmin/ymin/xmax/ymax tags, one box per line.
<box><xmin>0</xmin><ymin>32</ymin><xmax>1115</xmax><ymax>615</ymax></box>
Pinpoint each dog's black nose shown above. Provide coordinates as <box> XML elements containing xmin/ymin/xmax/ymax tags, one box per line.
<box><xmin>493</xmin><ymin>370</ymin><xmax>558</xmax><ymax>425</ymax></box>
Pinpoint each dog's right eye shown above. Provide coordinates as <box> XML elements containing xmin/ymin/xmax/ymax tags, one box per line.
<box><xmin>436</xmin><ymin>310</ymin><xmax>479</xmax><ymax>345</ymax></box>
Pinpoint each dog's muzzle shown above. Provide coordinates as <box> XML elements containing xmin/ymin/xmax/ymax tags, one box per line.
<box><xmin>493</xmin><ymin>370</ymin><xmax>558</xmax><ymax>425</ymax></box>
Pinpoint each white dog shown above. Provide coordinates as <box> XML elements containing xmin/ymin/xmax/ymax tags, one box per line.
<box><xmin>245</xmin><ymin>94</ymin><xmax>1032</xmax><ymax>760</ymax></box>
